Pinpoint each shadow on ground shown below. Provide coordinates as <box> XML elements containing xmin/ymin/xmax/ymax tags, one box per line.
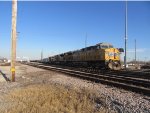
<box><xmin>0</xmin><ymin>70</ymin><xmax>10</xmax><ymax>81</ymax></box>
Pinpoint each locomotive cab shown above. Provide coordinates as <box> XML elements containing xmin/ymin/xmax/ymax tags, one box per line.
<box><xmin>97</xmin><ymin>43</ymin><xmax>121</xmax><ymax>70</ymax></box>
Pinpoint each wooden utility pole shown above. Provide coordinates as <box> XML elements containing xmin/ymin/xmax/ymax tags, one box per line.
<box><xmin>11</xmin><ymin>0</ymin><xmax>17</xmax><ymax>82</ymax></box>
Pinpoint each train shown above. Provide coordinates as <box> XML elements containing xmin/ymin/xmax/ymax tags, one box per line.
<box><xmin>41</xmin><ymin>42</ymin><xmax>124</xmax><ymax>70</ymax></box>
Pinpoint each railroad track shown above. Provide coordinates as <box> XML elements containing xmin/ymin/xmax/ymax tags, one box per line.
<box><xmin>23</xmin><ymin>62</ymin><xmax>150</xmax><ymax>96</ymax></box>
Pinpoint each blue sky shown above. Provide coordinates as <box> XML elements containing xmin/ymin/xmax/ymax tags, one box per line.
<box><xmin>0</xmin><ymin>1</ymin><xmax>150</xmax><ymax>61</ymax></box>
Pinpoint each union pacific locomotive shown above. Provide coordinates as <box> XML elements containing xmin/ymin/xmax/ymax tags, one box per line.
<box><xmin>42</xmin><ymin>43</ymin><xmax>124</xmax><ymax>70</ymax></box>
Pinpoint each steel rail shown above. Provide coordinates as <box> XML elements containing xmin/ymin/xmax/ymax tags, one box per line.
<box><xmin>23</xmin><ymin>62</ymin><xmax>150</xmax><ymax>96</ymax></box>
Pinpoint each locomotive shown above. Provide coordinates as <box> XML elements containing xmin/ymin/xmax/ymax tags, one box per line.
<box><xmin>42</xmin><ymin>43</ymin><xmax>124</xmax><ymax>70</ymax></box>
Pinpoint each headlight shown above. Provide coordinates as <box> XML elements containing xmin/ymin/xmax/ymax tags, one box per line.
<box><xmin>109</xmin><ymin>52</ymin><xmax>114</xmax><ymax>57</ymax></box>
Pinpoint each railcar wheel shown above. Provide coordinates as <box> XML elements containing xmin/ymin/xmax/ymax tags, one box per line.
<box><xmin>113</xmin><ymin>62</ymin><xmax>121</xmax><ymax>70</ymax></box>
<box><xmin>108</xmin><ymin>61</ymin><xmax>114</xmax><ymax>70</ymax></box>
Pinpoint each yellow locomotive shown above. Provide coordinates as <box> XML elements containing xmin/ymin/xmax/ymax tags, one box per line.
<box><xmin>45</xmin><ymin>42</ymin><xmax>124</xmax><ymax>70</ymax></box>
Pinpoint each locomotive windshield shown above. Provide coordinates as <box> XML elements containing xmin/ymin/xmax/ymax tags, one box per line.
<box><xmin>109</xmin><ymin>45</ymin><xmax>113</xmax><ymax>48</ymax></box>
<box><xmin>99</xmin><ymin>43</ymin><xmax>113</xmax><ymax>49</ymax></box>
<box><xmin>101</xmin><ymin>45</ymin><xmax>109</xmax><ymax>49</ymax></box>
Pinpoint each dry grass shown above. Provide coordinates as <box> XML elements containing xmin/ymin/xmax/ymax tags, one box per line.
<box><xmin>1</xmin><ymin>84</ymin><xmax>107</xmax><ymax>113</ymax></box>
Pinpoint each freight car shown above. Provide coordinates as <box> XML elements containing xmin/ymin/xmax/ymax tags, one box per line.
<box><xmin>42</xmin><ymin>43</ymin><xmax>124</xmax><ymax>70</ymax></box>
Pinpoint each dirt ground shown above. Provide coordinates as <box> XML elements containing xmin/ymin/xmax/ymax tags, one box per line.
<box><xmin>0</xmin><ymin>64</ymin><xmax>150</xmax><ymax>113</ymax></box>
<box><xmin>0</xmin><ymin>64</ymin><xmax>108</xmax><ymax>113</ymax></box>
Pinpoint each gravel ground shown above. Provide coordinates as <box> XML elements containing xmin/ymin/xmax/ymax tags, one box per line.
<box><xmin>0</xmin><ymin>64</ymin><xmax>150</xmax><ymax>113</ymax></box>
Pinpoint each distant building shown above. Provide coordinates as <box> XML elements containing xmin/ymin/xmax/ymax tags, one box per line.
<box><xmin>16</xmin><ymin>56</ymin><xmax>30</xmax><ymax>62</ymax></box>
<box><xmin>0</xmin><ymin>57</ymin><xmax>8</xmax><ymax>63</ymax></box>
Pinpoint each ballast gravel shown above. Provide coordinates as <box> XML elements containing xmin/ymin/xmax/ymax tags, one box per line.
<box><xmin>0</xmin><ymin>64</ymin><xmax>150</xmax><ymax>113</ymax></box>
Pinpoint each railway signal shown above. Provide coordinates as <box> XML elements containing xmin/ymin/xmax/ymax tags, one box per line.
<box><xmin>11</xmin><ymin>0</ymin><xmax>17</xmax><ymax>82</ymax></box>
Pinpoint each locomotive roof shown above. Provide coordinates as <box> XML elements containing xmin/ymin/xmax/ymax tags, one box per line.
<box><xmin>48</xmin><ymin>42</ymin><xmax>114</xmax><ymax>58</ymax></box>
<box><xmin>96</xmin><ymin>42</ymin><xmax>113</xmax><ymax>46</ymax></box>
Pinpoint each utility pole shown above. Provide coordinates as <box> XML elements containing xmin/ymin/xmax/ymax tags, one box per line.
<box><xmin>124</xmin><ymin>1</ymin><xmax>128</xmax><ymax>69</ymax></box>
<box><xmin>41</xmin><ymin>49</ymin><xmax>43</xmax><ymax>61</ymax></box>
<box><xmin>135</xmin><ymin>39</ymin><xmax>136</xmax><ymax>65</ymax></box>
<box><xmin>85</xmin><ymin>33</ymin><xmax>87</xmax><ymax>61</ymax></box>
<box><xmin>11</xmin><ymin>0</ymin><xmax>17</xmax><ymax>82</ymax></box>
<box><xmin>85</xmin><ymin>32</ymin><xmax>87</xmax><ymax>48</ymax></box>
